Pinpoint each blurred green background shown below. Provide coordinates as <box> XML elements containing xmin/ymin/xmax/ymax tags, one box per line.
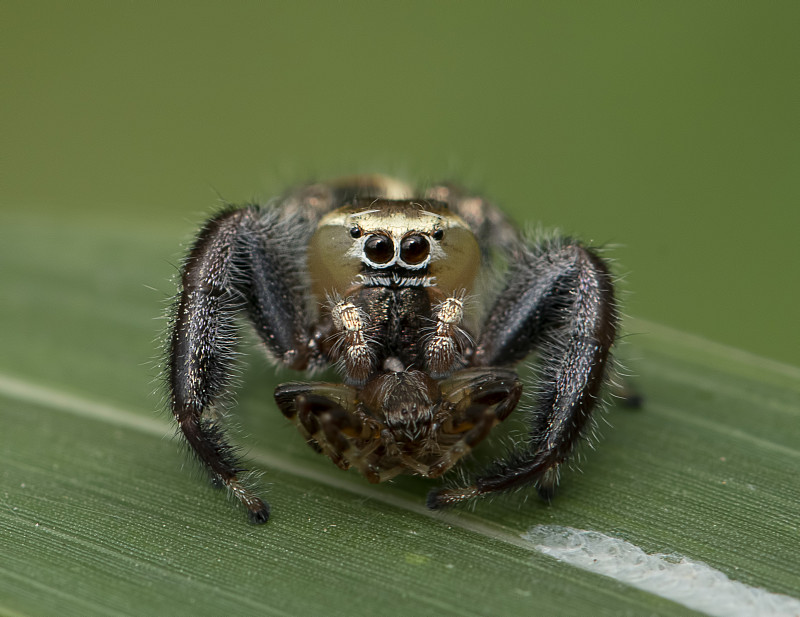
<box><xmin>3</xmin><ymin>1</ymin><xmax>798</xmax><ymax>365</ymax></box>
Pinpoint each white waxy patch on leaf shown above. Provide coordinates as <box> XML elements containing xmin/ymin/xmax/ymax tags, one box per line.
<box><xmin>523</xmin><ymin>525</ymin><xmax>800</xmax><ymax>617</ymax></box>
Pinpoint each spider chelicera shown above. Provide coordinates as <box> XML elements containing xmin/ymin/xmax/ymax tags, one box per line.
<box><xmin>167</xmin><ymin>175</ymin><xmax>617</xmax><ymax>523</ymax></box>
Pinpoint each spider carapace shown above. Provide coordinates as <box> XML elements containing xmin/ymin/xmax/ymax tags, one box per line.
<box><xmin>167</xmin><ymin>175</ymin><xmax>617</xmax><ymax>523</ymax></box>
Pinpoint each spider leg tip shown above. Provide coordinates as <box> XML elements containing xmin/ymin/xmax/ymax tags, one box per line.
<box><xmin>426</xmin><ymin>489</ymin><xmax>449</xmax><ymax>510</ymax></box>
<box><xmin>621</xmin><ymin>393</ymin><xmax>644</xmax><ymax>409</ymax></box>
<box><xmin>247</xmin><ymin>501</ymin><xmax>271</xmax><ymax>525</ymax></box>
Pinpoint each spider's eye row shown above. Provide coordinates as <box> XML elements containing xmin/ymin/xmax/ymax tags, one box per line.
<box><xmin>364</xmin><ymin>233</ymin><xmax>395</xmax><ymax>264</ymax></box>
<box><xmin>349</xmin><ymin>226</ymin><xmax>362</xmax><ymax>238</ymax></box>
<box><xmin>432</xmin><ymin>228</ymin><xmax>444</xmax><ymax>241</ymax></box>
<box><xmin>400</xmin><ymin>233</ymin><xmax>430</xmax><ymax>265</ymax></box>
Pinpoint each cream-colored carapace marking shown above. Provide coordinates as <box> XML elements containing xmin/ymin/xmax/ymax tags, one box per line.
<box><xmin>308</xmin><ymin>200</ymin><xmax>481</xmax><ymax>301</ymax></box>
<box><xmin>523</xmin><ymin>525</ymin><xmax>800</xmax><ymax>617</ymax></box>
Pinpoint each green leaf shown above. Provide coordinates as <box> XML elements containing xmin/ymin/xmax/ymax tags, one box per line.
<box><xmin>1</xmin><ymin>211</ymin><xmax>798</xmax><ymax>617</ymax></box>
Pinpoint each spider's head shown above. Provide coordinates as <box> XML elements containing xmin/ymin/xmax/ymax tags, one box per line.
<box><xmin>308</xmin><ymin>198</ymin><xmax>480</xmax><ymax>298</ymax></box>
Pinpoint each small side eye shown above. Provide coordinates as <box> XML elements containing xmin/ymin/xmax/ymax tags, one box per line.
<box><xmin>349</xmin><ymin>226</ymin><xmax>362</xmax><ymax>238</ymax></box>
<box><xmin>364</xmin><ymin>233</ymin><xmax>394</xmax><ymax>264</ymax></box>
<box><xmin>400</xmin><ymin>234</ymin><xmax>430</xmax><ymax>265</ymax></box>
<box><xmin>432</xmin><ymin>228</ymin><xmax>444</xmax><ymax>241</ymax></box>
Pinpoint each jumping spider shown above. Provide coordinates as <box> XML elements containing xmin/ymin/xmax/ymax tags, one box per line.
<box><xmin>167</xmin><ymin>175</ymin><xmax>617</xmax><ymax>523</ymax></box>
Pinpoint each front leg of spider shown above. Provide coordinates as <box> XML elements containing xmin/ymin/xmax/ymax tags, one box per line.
<box><xmin>168</xmin><ymin>207</ymin><xmax>315</xmax><ymax>523</ymax></box>
<box><xmin>427</xmin><ymin>240</ymin><xmax>617</xmax><ymax>508</ymax></box>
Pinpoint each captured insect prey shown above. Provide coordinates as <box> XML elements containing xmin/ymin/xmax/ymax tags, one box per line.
<box><xmin>166</xmin><ymin>175</ymin><xmax>618</xmax><ymax>523</ymax></box>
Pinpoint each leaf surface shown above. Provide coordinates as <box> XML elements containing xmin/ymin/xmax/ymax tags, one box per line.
<box><xmin>1</xmin><ymin>212</ymin><xmax>798</xmax><ymax>617</ymax></box>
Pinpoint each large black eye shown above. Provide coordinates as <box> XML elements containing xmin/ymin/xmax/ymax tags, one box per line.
<box><xmin>400</xmin><ymin>233</ymin><xmax>430</xmax><ymax>265</ymax></box>
<box><xmin>364</xmin><ymin>233</ymin><xmax>394</xmax><ymax>264</ymax></box>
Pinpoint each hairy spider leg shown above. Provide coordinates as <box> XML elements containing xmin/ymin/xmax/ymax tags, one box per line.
<box><xmin>168</xmin><ymin>207</ymin><xmax>318</xmax><ymax>523</ymax></box>
<box><xmin>427</xmin><ymin>242</ymin><xmax>617</xmax><ymax>508</ymax></box>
